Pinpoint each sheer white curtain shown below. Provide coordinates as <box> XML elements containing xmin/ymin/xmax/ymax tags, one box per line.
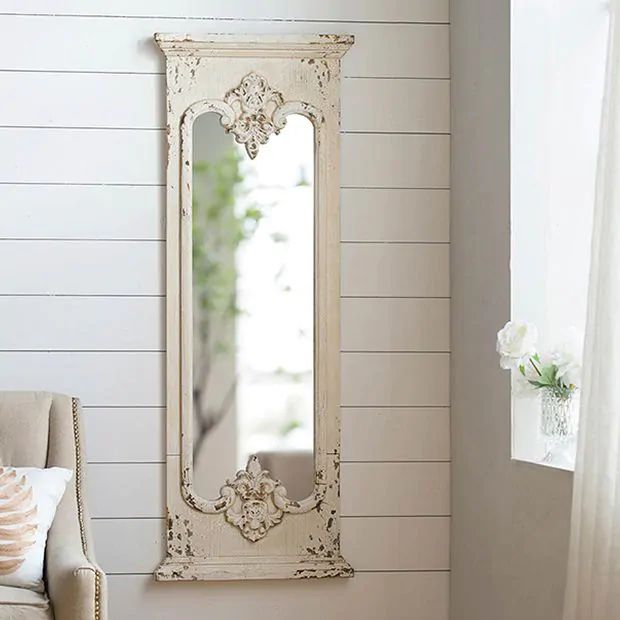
<box><xmin>563</xmin><ymin>2</ymin><xmax>620</xmax><ymax>618</ymax></box>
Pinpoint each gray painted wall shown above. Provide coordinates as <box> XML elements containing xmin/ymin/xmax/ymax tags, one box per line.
<box><xmin>450</xmin><ymin>1</ymin><xmax>574</xmax><ymax>618</ymax></box>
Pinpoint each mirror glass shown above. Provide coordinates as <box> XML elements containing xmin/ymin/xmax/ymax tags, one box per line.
<box><xmin>191</xmin><ymin>112</ymin><xmax>315</xmax><ymax>502</ymax></box>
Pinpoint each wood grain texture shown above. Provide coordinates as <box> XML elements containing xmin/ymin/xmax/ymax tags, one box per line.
<box><xmin>341</xmin><ymin>463</ymin><xmax>450</xmax><ymax>516</ymax></box>
<box><xmin>86</xmin><ymin>461</ymin><xmax>448</xmax><ymax>520</ymax></box>
<box><xmin>21</xmin><ymin>239</ymin><xmax>454</xmax><ymax>300</ymax></box>
<box><xmin>1</xmin><ymin>186</ymin><xmax>447</xmax><ymax>242</ymax></box>
<box><xmin>0</xmin><ymin>296</ymin><xmax>447</xmax><ymax>352</ymax></box>
<box><xmin>341</xmin><ymin>407</ymin><xmax>450</xmax><ymax>462</ymax></box>
<box><xmin>341</xmin><ymin>244</ymin><xmax>450</xmax><ymax>297</ymax></box>
<box><xmin>0</xmin><ymin>241</ymin><xmax>163</xmax><ymax>295</ymax></box>
<box><xmin>341</xmin><ymin>188</ymin><xmax>449</xmax><ymax>242</ymax></box>
<box><xmin>0</xmin><ymin>131</ymin><xmax>445</xmax><ymax>186</ymax></box>
<box><xmin>0</xmin><ymin>18</ymin><xmax>449</xmax><ymax>78</ymax></box>
<box><xmin>107</xmin><ymin>572</ymin><xmax>449</xmax><ymax>620</ymax></box>
<box><xmin>342</xmin><ymin>134</ymin><xmax>450</xmax><ymax>188</ymax></box>
<box><xmin>93</xmin><ymin>519</ymin><xmax>164</xmax><ymax>574</ymax></box>
<box><xmin>0</xmin><ymin>1</ymin><xmax>450</xmax><ymax>22</ymax></box>
<box><xmin>0</xmin><ymin>184</ymin><xmax>164</xmax><ymax>240</ymax></box>
<box><xmin>88</xmin><ymin>464</ymin><xmax>165</xmax><ymax>519</ymax></box>
<box><xmin>92</xmin><ymin>516</ymin><xmax>449</xmax><ymax>574</ymax></box>
<box><xmin>87</xmin><ymin>406</ymin><xmax>452</xmax><ymax>465</ymax></box>
<box><xmin>2</xmin><ymin>185</ymin><xmax>446</xmax><ymax>243</ymax></box>
<box><xmin>0</xmin><ymin>129</ymin><xmax>164</xmax><ymax>185</ymax></box>
<box><xmin>341</xmin><ymin>298</ymin><xmax>450</xmax><ymax>351</ymax></box>
<box><xmin>0</xmin><ymin>352</ymin><xmax>164</xmax><ymax>406</ymax></box>
<box><xmin>0</xmin><ymin>0</ymin><xmax>450</xmax><ymax>613</ymax></box>
<box><xmin>343</xmin><ymin>79</ymin><xmax>450</xmax><ymax>133</ymax></box>
<box><xmin>0</xmin><ymin>352</ymin><xmax>446</xmax><ymax>409</ymax></box>
<box><xmin>0</xmin><ymin>297</ymin><xmax>164</xmax><ymax>350</ymax></box>
<box><xmin>0</xmin><ymin>74</ymin><xmax>448</xmax><ymax>134</ymax></box>
<box><xmin>0</xmin><ymin>72</ymin><xmax>165</xmax><ymax>130</ymax></box>
<box><xmin>342</xmin><ymin>353</ymin><xmax>450</xmax><ymax>407</ymax></box>
<box><xmin>84</xmin><ymin>406</ymin><xmax>450</xmax><ymax>464</ymax></box>
<box><xmin>84</xmin><ymin>408</ymin><xmax>164</xmax><ymax>463</ymax></box>
<box><xmin>342</xmin><ymin>517</ymin><xmax>450</xmax><ymax>570</ymax></box>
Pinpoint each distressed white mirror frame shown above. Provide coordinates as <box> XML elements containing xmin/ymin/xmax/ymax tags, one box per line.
<box><xmin>154</xmin><ymin>34</ymin><xmax>354</xmax><ymax>581</ymax></box>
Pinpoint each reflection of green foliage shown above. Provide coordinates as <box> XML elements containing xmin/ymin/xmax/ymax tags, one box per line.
<box><xmin>192</xmin><ymin>144</ymin><xmax>311</xmax><ymax>457</ymax></box>
<box><xmin>280</xmin><ymin>419</ymin><xmax>302</xmax><ymax>436</ymax></box>
<box><xmin>296</xmin><ymin>164</ymin><xmax>310</xmax><ymax>187</ymax></box>
<box><xmin>192</xmin><ymin>149</ymin><xmax>262</xmax><ymax>347</ymax></box>
<box><xmin>252</xmin><ymin>404</ymin><xmax>305</xmax><ymax>438</ymax></box>
<box><xmin>192</xmin><ymin>147</ymin><xmax>267</xmax><ymax>457</ymax></box>
<box><xmin>273</xmin><ymin>367</ymin><xmax>308</xmax><ymax>384</ymax></box>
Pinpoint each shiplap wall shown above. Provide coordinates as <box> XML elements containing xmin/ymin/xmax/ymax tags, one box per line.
<box><xmin>0</xmin><ymin>2</ymin><xmax>450</xmax><ymax>618</ymax></box>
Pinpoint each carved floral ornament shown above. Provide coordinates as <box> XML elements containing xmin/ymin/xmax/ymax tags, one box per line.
<box><xmin>221</xmin><ymin>455</ymin><xmax>285</xmax><ymax>541</ymax></box>
<box><xmin>184</xmin><ymin>71</ymin><xmax>322</xmax><ymax>161</ymax></box>
<box><xmin>184</xmin><ymin>455</ymin><xmax>320</xmax><ymax>542</ymax></box>
<box><xmin>223</xmin><ymin>72</ymin><xmax>284</xmax><ymax>159</ymax></box>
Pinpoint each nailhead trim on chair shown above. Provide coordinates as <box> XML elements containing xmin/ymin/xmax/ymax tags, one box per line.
<box><xmin>71</xmin><ymin>397</ymin><xmax>102</xmax><ymax>620</ymax></box>
<box><xmin>94</xmin><ymin>571</ymin><xmax>101</xmax><ymax>620</ymax></box>
<box><xmin>71</xmin><ymin>398</ymin><xmax>87</xmax><ymax>557</ymax></box>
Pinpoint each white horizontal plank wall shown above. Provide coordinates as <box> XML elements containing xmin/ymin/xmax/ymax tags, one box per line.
<box><xmin>0</xmin><ymin>3</ymin><xmax>450</xmax><ymax>619</ymax></box>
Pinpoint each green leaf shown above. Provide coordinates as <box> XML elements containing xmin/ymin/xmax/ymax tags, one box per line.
<box><xmin>536</xmin><ymin>364</ymin><xmax>557</xmax><ymax>387</ymax></box>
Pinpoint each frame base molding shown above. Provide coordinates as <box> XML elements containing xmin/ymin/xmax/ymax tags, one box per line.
<box><xmin>155</xmin><ymin>557</ymin><xmax>353</xmax><ymax>581</ymax></box>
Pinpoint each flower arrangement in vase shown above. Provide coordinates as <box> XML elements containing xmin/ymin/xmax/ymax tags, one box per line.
<box><xmin>496</xmin><ymin>321</ymin><xmax>582</xmax><ymax>460</ymax></box>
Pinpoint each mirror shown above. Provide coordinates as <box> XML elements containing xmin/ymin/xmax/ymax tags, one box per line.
<box><xmin>191</xmin><ymin>112</ymin><xmax>315</xmax><ymax>502</ymax></box>
<box><xmin>155</xmin><ymin>34</ymin><xmax>353</xmax><ymax>582</ymax></box>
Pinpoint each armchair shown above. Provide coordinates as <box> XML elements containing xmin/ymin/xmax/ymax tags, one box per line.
<box><xmin>0</xmin><ymin>392</ymin><xmax>107</xmax><ymax>620</ymax></box>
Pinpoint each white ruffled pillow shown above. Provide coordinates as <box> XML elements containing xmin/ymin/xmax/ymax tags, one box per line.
<box><xmin>0</xmin><ymin>466</ymin><xmax>72</xmax><ymax>591</ymax></box>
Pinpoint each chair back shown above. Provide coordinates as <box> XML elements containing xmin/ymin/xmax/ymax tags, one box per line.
<box><xmin>0</xmin><ymin>392</ymin><xmax>77</xmax><ymax>471</ymax></box>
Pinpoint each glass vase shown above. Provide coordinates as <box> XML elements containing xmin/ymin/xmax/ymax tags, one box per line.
<box><xmin>539</xmin><ymin>387</ymin><xmax>578</xmax><ymax>463</ymax></box>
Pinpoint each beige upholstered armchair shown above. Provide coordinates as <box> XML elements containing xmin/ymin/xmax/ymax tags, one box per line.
<box><xmin>0</xmin><ymin>392</ymin><xmax>107</xmax><ymax>620</ymax></box>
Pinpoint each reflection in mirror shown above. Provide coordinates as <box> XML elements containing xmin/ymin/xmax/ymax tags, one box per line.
<box><xmin>191</xmin><ymin>112</ymin><xmax>315</xmax><ymax>502</ymax></box>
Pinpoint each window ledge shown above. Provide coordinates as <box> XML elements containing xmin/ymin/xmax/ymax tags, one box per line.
<box><xmin>512</xmin><ymin>394</ymin><xmax>578</xmax><ymax>472</ymax></box>
<box><xmin>511</xmin><ymin>454</ymin><xmax>575</xmax><ymax>473</ymax></box>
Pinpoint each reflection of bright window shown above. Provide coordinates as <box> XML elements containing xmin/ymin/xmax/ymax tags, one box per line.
<box><xmin>191</xmin><ymin>112</ymin><xmax>315</xmax><ymax>499</ymax></box>
<box><xmin>235</xmin><ymin>115</ymin><xmax>314</xmax><ymax>469</ymax></box>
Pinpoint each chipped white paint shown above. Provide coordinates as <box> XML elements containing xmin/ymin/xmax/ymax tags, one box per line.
<box><xmin>154</xmin><ymin>34</ymin><xmax>354</xmax><ymax>581</ymax></box>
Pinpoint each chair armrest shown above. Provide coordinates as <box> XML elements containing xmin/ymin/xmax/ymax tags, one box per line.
<box><xmin>45</xmin><ymin>528</ymin><xmax>107</xmax><ymax>620</ymax></box>
<box><xmin>44</xmin><ymin>396</ymin><xmax>107</xmax><ymax>620</ymax></box>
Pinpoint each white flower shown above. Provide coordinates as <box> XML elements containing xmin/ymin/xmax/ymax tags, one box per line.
<box><xmin>496</xmin><ymin>320</ymin><xmax>538</xmax><ymax>370</ymax></box>
<box><xmin>550</xmin><ymin>327</ymin><xmax>583</xmax><ymax>388</ymax></box>
<box><xmin>511</xmin><ymin>368</ymin><xmax>538</xmax><ymax>398</ymax></box>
